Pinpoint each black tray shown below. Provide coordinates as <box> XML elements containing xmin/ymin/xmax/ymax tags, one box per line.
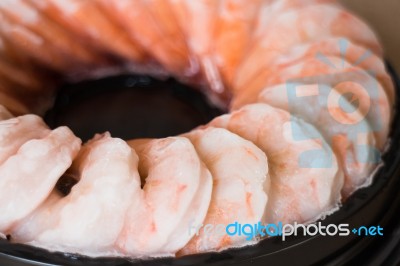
<box><xmin>1</xmin><ymin>64</ymin><xmax>400</xmax><ymax>266</ymax></box>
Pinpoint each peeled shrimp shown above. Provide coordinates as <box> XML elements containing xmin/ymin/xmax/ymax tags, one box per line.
<box><xmin>142</xmin><ymin>0</ymin><xmax>195</xmax><ymax>76</ymax></box>
<box><xmin>209</xmin><ymin>104</ymin><xmax>343</xmax><ymax>224</ymax></box>
<box><xmin>0</xmin><ymin>12</ymin><xmax>78</xmax><ymax>73</ymax></box>
<box><xmin>26</xmin><ymin>0</ymin><xmax>145</xmax><ymax>63</ymax></box>
<box><xmin>253</xmin><ymin>0</ymin><xmax>339</xmax><ymax>39</ymax></box>
<box><xmin>233</xmin><ymin>38</ymin><xmax>394</xmax><ymax>109</ymax></box>
<box><xmin>213</xmin><ymin>0</ymin><xmax>262</xmax><ymax>86</ymax></box>
<box><xmin>0</xmin><ymin>115</ymin><xmax>49</xmax><ymax>165</ymax></box>
<box><xmin>12</xmin><ymin>133</ymin><xmax>141</xmax><ymax>257</ymax></box>
<box><xmin>0</xmin><ymin>126</ymin><xmax>81</xmax><ymax>233</ymax></box>
<box><xmin>97</xmin><ymin>0</ymin><xmax>193</xmax><ymax>77</ymax></box>
<box><xmin>179</xmin><ymin>127</ymin><xmax>268</xmax><ymax>255</ymax></box>
<box><xmin>233</xmin><ymin>56</ymin><xmax>391</xmax><ymax>150</ymax></box>
<box><xmin>258</xmin><ymin>83</ymin><xmax>379</xmax><ymax>196</ymax></box>
<box><xmin>170</xmin><ymin>0</ymin><xmax>229</xmax><ymax>105</ymax></box>
<box><xmin>118</xmin><ymin>137</ymin><xmax>212</xmax><ymax>257</ymax></box>
<box><xmin>272</xmin><ymin>38</ymin><xmax>395</xmax><ymax>104</ymax></box>
<box><xmin>0</xmin><ymin>0</ymin><xmax>393</xmax><ymax>259</ymax></box>
<box><xmin>235</xmin><ymin>4</ymin><xmax>382</xmax><ymax>93</ymax></box>
<box><xmin>0</xmin><ymin>0</ymin><xmax>102</xmax><ymax>68</ymax></box>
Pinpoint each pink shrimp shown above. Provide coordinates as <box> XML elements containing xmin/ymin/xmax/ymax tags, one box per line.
<box><xmin>118</xmin><ymin>137</ymin><xmax>213</xmax><ymax>257</ymax></box>
<box><xmin>234</xmin><ymin>56</ymin><xmax>391</xmax><ymax>150</ymax></box>
<box><xmin>0</xmin><ymin>10</ymin><xmax>83</xmax><ymax>72</ymax></box>
<box><xmin>209</xmin><ymin>103</ymin><xmax>343</xmax><ymax>225</ymax></box>
<box><xmin>179</xmin><ymin>127</ymin><xmax>268</xmax><ymax>255</ymax></box>
<box><xmin>12</xmin><ymin>134</ymin><xmax>140</xmax><ymax>257</ymax></box>
<box><xmin>169</xmin><ymin>0</ymin><xmax>231</xmax><ymax>106</ymax></box>
<box><xmin>97</xmin><ymin>0</ymin><xmax>194</xmax><ymax>78</ymax></box>
<box><xmin>258</xmin><ymin>82</ymin><xmax>379</xmax><ymax>197</ymax></box>
<box><xmin>25</xmin><ymin>0</ymin><xmax>145</xmax><ymax>63</ymax></box>
<box><xmin>0</xmin><ymin>126</ymin><xmax>81</xmax><ymax>233</ymax></box>
<box><xmin>234</xmin><ymin>4</ymin><xmax>382</xmax><ymax>94</ymax></box>
<box><xmin>233</xmin><ymin>38</ymin><xmax>394</xmax><ymax>109</ymax></box>
<box><xmin>213</xmin><ymin>0</ymin><xmax>263</xmax><ymax>87</ymax></box>
<box><xmin>0</xmin><ymin>0</ymin><xmax>103</xmax><ymax>68</ymax></box>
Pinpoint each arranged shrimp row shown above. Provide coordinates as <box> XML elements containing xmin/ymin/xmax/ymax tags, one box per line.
<box><xmin>0</xmin><ymin>0</ymin><xmax>389</xmax><ymax>111</ymax></box>
<box><xmin>0</xmin><ymin>102</ymin><xmax>344</xmax><ymax>257</ymax></box>
<box><xmin>0</xmin><ymin>0</ymin><xmax>394</xmax><ymax>259</ymax></box>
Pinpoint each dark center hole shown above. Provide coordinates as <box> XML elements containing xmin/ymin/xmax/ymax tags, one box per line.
<box><xmin>44</xmin><ymin>75</ymin><xmax>223</xmax><ymax>142</ymax></box>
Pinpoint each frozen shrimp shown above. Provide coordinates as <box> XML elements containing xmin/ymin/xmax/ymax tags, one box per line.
<box><xmin>0</xmin><ymin>0</ymin><xmax>102</xmax><ymax>67</ymax></box>
<box><xmin>234</xmin><ymin>56</ymin><xmax>391</xmax><ymax>150</ymax></box>
<box><xmin>142</xmin><ymin>0</ymin><xmax>195</xmax><ymax>75</ymax></box>
<box><xmin>179</xmin><ymin>127</ymin><xmax>268</xmax><ymax>255</ymax></box>
<box><xmin>0</xmin><ymin>13</ymin><xmax>78</xmax><ymax>73</ymax></box>
<box><xmin>258</xmin><ymin>83</ymin><xmax>379</xmax><ymax>197</ymax></box>
<box><xmin>213</xmin><ymin>0</ymin><xmax>262</xmax><ymax>86</ymax></box>
<box><xmin>12</xmin><ymin>134</ymin><xmax>141</xmax><ymax>257</ymax></box>
<box><xmin>118</xmin><ymin>137</ymin><xmax>213</xmax><ymax>257</ymax></box>
<box><xmin>209</xmin><ymin>104</ymin><xmax>343</xmax><ymax>225</ymax></box>
<box><xmin>26</xmin><ymin>0</ymin><xmax>145</xmax><ymax>63</ymax></box>
<box><xmin>253</xmin><ymin>0</ymin><xmax>339</xmax><ymax>39</ymax></box>
<box><xmin>235</xmin><ymin>4</ymin><xmax>381</xmax><ymax>93</ymax></box>
<box><xmin>272</xmin><ymin>38</ymin><xmax>394</xmax><ymax>102</ymax></box>
<box><xmin>170</xmin><ymin>0</ymin><xmax>230</xmax><ymax>105</ymax></box>
<box><xmin>0</xmin><ymin>115</ymin><xmax>49</xmax><ymax>165</ymax></box>
<box><xmin>0</xmin><ymin>126</ymin><xmax>81</xmax><ymax>233</ymax></box>
<box><xmin>234</xmin><ymin>38</ymin><xmax>394</xmax><ymax>109</ymax></box>
<box><xmin>97</xmin><ymin>0</ymin><xmax>193</xmax><ymax>77</ymax></box>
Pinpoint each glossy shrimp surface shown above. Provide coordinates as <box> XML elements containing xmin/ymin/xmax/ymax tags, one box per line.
<box><xmin>272</xmin><ymin>38</ymin><xmax>394</xmax><ymax>103</ymax></box>
<box><xmin>252</xmin><ymin>0</ymin><xmax>339</xmax><ymax>40</ymax></box>
<box><xmin>233</xmin><ymin>38</ymin><xmax>394</xmax><ymax>110</ymax></box>
<box><xmin>97</xmin><ymin>0</ymin><xmax>193</xmax><ymax>77</ymax></box>
<box><xmin>170</xmin><ymin>0</ymin><xmax>228</xmax><ymax>104</ymax></box>
<box><xmin>179</xmin><ymin>127</ymin><xmax>269</xmax><ymax>255</ymax></box>
<box><xmin>213</xmin><ymin>0</ymin><xmax>262</xmax><ymax>87</ymax></box>
<box><xmin>0</xmin><ymin>0</ymin><xmax>394</xmax><ymax>259</ymax></box>
<box><xmin>233</xmin><ymin>56</ymin><xmax>391</xmax><ymax>150</ymax></box>
<box><xmin>0</xmin><ymin>0</ymin><xmax>102</xmax><ymax>69</ymax></box>
<box><xmin>25</xmin><ymin>0</ymin><xmax>145</xmax><ymax>63</ymax></box>
<box><xmin>258</xmin><ymin>83</ymin><xmax>379</xmax><ymax>196</ymax></box>
<box><xmin>209</xmin><ymin>104</ymin><xmax>343</xmax><ymax>224</ymax></box>
<box><xmin>234</xmin><ymin>4</ymin><xmax>381</xmax><ymax>94</ymax></box>
<box><xmin>118</xmin><ymin>137</ymin><xmax>213</xmax><ymax>257</ymax></box>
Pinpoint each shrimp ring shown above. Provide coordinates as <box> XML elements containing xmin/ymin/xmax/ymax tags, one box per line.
<box><xmin>0</xmin><ymin>0</ymin><xmax>393</xmax><ymax>259</ymax></box>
